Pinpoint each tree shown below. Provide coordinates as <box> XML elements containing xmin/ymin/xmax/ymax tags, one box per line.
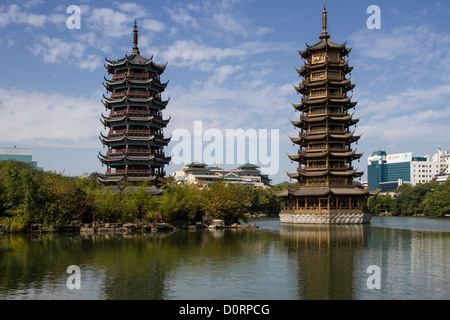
<box><xmin>420</xmin><ymin>181</ymin><xmax>450</xmax><ymax>217</ymax></box>
<box><xmin>392</xmin><ymin>181</ymin><xmax>439</xmax><ymax>216</ymax></box>
<box><xmin>159</xmin><ymin>183</ymin><xmax>203</xmax><ymax>224</ymax></box>
<box><xmin>368</xmin><ymin>192</ymin><xmax>395</xmax><ymax>215</ymax></box>
<box><xmin>200</xmin><ymin>182</ymin><xmax>251</xmax><ymax>225</ymax></box>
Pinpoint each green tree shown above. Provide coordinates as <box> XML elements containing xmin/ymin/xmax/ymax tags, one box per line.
<box><xmin>420</xmin><ymin>181</ymin><xmax>450</xmax><ymax>217</ymax></box>
<box><xmin>201</xmin><ymin>182</ymin><xmax>250</xmax><ymax>225</ymax></box>
<box><xmin>368</xmin><ymin>192</ymin><xmax>395</xmax><ymax>215</ymax></box>
<box><xmin>159</xmin><ymin>183</ymin><xmax>203</xmax><ymax>224</ymax></box>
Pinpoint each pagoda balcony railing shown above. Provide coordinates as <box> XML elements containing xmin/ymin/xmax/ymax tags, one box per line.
<box><xmin>106</xmin><ymin>169</ymin><xmax>154</xmax><ymax>176</ymax></box>
<box><xmin>112</xmin><ymin>71</ymin><xmax>150</xmax><ymax>80</ymax></box>
<box><xmin>307</xmin><ymin>146</ymin><xmax>349</xmax><ymax>152</ymax></box>
<box><xmin>110</xmin><ymin>109</ymin><xmax>149</xmax><ymax>116</ymax></box>
<box><xmin>308</xmin><ymin>128</ymin><xmax>346</xmax><ymax>134</ymax></box>
<box><xmin>108</xmin><ymin>129</ymin><xmax>152</xmax><ymax>136</ymax></box>
<box><xmin>305</xmin><ymin>109</ymin><xmax>347</xmax><ymax>116</ymax></box>
<box><xmin>111</xmin><ymin>90</ymin><xmax>150</xmax><ymax>98</ymax></box>
<box><xmin>107</xmin><ymin>149</ymin><xmax>154</xmax><ymax>155</ymax></box>
<box><xmin>110</xmin><ymin>109</ymin><xmax>163</xmax><ymax>118</ymax></box>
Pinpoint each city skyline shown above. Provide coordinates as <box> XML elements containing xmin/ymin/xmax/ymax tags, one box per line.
<box><xmin>0</xmin><ymin>0</ymin><xmax>449</xmax><ymax>184</ymax></box>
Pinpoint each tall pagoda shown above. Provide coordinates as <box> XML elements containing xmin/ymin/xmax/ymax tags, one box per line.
<box><xmin>275</xmin><ymin>4</ymin><xmax>375</xmax><ymax>224</ymax></box>
<box><xmin>97</xmin><ymin>21</ymin><xmax>171</xmax><ymax>185</ymax></box>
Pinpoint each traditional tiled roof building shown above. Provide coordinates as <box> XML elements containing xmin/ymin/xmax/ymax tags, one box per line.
<box><xmin>97</xmin><ymin>21</ymin><xmax>171</xmax><ymax>185</ymax></box>
<box><xmin>275</xmin><ymin>5</ymin><xmax>376</xmax><ymax>224</ymax></box>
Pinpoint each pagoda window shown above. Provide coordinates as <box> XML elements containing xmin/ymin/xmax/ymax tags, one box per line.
<box><xmin>328</xmin><ymin>106</ymin><xmax>342</xmax><ymax>114</ymax></box>
<box><xmin>309</xmin><ymin>143</ymin><xmax>326</xmax><ymax>150</ymax></box>
<box><xmin>311</xmin><ymin>71</ymin><xmax>326</xmax><ymax>81</ymax></box>
<box><xmin>310</xmin><ymin>89</ymin><xmax>326</xmax><ymax>98</ymax></box>
<box><xmin>329</xmin><ymin>142</ymin><xmax>344</xmax><ymax>150</ymax></box>
<box><xmin>328</xmin><ymin>88</ymin><xmax>342</xmax><ymax>97</ymax></box>
<box><xmin>327</xmin><ymin>71</ymin><xmax>341</xmax><ymax>80</ymax></box>
<box><xmin>309</xmin><ymin>125</ymin><xmax>326</xmax><ymax>133</ymax></box>
<box><xmin>310</xmin><ymin>106</ymin><xmax>326</xmax><ymax>115</ymax></box>
<box><xmin>309</xmin><ymin>161</ymin><xmax>326</xmax><ymax>169</ymax></box>
<box><xmin>307</xmin><ymin>177</ymin><xmax>326</xmax><ymax>186</ymax></box>
<box><xmin>327</xmin><ymin>52</ymin><xmax>339</xmax><ymax>62</ymax></box>
<box><xmin>311</xmin><ymin>52</ymin><xmax>326</xmax><ymax>64</ymax></box>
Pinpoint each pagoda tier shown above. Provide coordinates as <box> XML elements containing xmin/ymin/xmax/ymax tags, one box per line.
<box><xmin>275</xmin><ymin>4</ymin><xmax>376</xmax><ymax>224</ymax></box>
<box><xmin>97</xmin><ymin>21</ymin><xmax>171</xmax><ymax>185</ymax></box>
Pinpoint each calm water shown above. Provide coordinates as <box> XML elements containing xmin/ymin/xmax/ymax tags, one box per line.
<box><xmin>0</xmin><ymin>216</ymin><xmax>449</xmax><ymax>300</ymax></box>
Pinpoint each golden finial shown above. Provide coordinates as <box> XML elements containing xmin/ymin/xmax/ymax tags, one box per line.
<box><xmin>320</xmin><ymin>1</ymin><xmax>330</xmax><ymax>40</ymax></box>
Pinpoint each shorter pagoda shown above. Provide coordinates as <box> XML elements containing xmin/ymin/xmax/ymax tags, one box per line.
<box><xmin>275</xmin><ymin>5</ymin><xmax>376</xmax><ymax>224</ymax></box>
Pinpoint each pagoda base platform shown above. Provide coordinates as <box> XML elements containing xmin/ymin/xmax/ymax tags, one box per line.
<box><xmin>279</xmin><ymin>211</ymin><xmax>371</xmax><ymax>224</ymax></box>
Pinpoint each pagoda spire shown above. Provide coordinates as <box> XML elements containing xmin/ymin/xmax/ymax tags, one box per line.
<box><xmin>132</xmin><ymin>19</ymin><xmax>140</xmax><ymax>55</ymax></box>
<box><xmin>320</xmin><ymin>1</ymin><xmax>330</xmax><ymax>40</ymax></box>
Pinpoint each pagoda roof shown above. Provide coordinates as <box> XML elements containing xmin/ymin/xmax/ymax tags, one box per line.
<box><xmin>298</xmin><ymin>39</ymin><xmax>351</xmax><ymax>59</ymax></box>
<box><xmin>287</xmin><ymin>150</ymin><xmax>363</xmax><ymax>162</ymax></box>
<box><xmin>289</xmin><ymin>132</ymin><xmax>360</xmax><ymax>144</ymax></box>
<box><xmin>97</xmin><ymin>173</ymin><xmax>158</xmax><ymax>183</ymax></box>
<box><xmin>100</xmin><ymin>114</ymin><xmax>171</xmax><ymax>127</ymax></box>
<box><xmin>293</xmin><ymin>96</ymin><xmax>357</xmax><ymax>109</ymax></box>
<box><xmin>102</xmin><ymin>95</ymin><xmax>170</xmax><ymax>108</ymax></box>
<box><xmin>105</xmin><ymin>54</ymin><xmax>167</xmax><ymax>73</ymax></box>
<box><xmin>291</xmin><ymin>113</ymin><xmax>357</xmax><ymax>125</ymax></box>
<box><xmin>288</xmin><ymin>169</ymin><xmax>362</xmax><ymax>178</ymax></box>
<box><xmin>275</xmin><ymin>185</ymin><xmax>370</xmax><ymax>197</ymax></box>
<box><xmin>99</xmin><ymin>133</ymin><xmax>171</xmax><ymax>145</ymax></box>
<box><xmin>104</xmin><ymin>21</ymin><xmax>167</xmax><ymax>74</ymax></box>
<box><xmin>98</xmin><ymin>152</ymin><xmax>171</xmax><ymax>164</ymax></box>
<box><xmin>103</xmin><ymin>77</ymin><xmax>169</xmax><ymax>90</ymax></box>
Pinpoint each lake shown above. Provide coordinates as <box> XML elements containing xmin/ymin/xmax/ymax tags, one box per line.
<box><xmin>0</xmin><ymin>216</ymin><xmax>449</xmax><ymax>300</ymax></box>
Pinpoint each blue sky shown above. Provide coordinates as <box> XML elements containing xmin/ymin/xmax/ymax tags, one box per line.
<box><xmin>0</xmin><ymin>0</ymin><xmax>449</xmax><ymax>184</ymax></box>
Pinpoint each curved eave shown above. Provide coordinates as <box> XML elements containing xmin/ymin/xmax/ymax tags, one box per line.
<box><xmin>97</xmin><ymin>174</ymin><xmax>126</xmax><ymax>183</ymax></box>
<box><xmin>298</xmin><ymin>39</ymin><xmax>351</xmax><ymax>58</ymax></box>
<box><xmin>330</xmin><ymin>151</ymin><xmax>364</xmax><ymax>159</ymax></box>
<box><xmin>100</xmin><ymin>133</ymin><xmax>169</xmax><ymax>144</ymax></box>
<box><xmin>102</xmin><ymin>95</ymin><xmax>170</xmax><ymax>107</ymax></box>
<box><xmin>287</xmin><ymin>172</ymin><xmax>300</xmax><ymax>179</ymax></box>
<box><xmin>296</xmin><ymin>151</ymin><xmax>328</xmax><ymax>159</ymax></box>
<box><xmin>98</xmin><ymin>152</ymin><xmax>126</xmax><ymax>163</ymax></box>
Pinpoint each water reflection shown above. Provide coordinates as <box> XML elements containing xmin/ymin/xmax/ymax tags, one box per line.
<box><xmin>279</xmin><ymin>224</ymin><xmax>371</xmax><ymax>300</ymax></box>
<box><xmin>1</xmin><ymin>218</ymin><xmax>449</xmax><ymax>300</ymax></box>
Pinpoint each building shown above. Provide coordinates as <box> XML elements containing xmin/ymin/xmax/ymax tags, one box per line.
<box><xmin>368</xmin><ymin>148</ymin><xmax>448</xmax><ymax>191</ymax></box>
<box><xmin>97</xmin><ymin>21</ymin><xmax>171</xmax><ymax>185</ymax></box>
<box><xmin>173</xmin><ymin>162</ymin><xmax>272</xmax><ymax>188</ymax></box>
<box><xmin>0</xmin><ymin>147</ymin><xmax>41</xmax><ymax>169</ymax></box>
<box><xmin>274</xmin><ymin>4</ymin><xmax>374</xmax><ymax>224</ymax></box>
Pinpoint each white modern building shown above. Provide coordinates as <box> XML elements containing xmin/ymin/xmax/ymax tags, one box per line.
<box><xmin>173</xmin><ymin>162</ymin><xmax>272</xmax><ymax>188</ymax></box>
<box><xmin>368</xmin><ymin>147</ymin><xmax>449</xmax><ymax>191</ymax></box>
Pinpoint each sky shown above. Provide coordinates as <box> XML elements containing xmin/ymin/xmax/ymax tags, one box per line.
<box><xmin>0</xmin><ymin>0</ymin><xmax>449</xmax><ymax>185</ymax></box>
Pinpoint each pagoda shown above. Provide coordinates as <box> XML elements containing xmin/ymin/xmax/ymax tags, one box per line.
<box><xmin>275</xmin><ymin>4</ymin><xmax>375</xmax><ymax>224</ymax></box>
<box><xmin>97</xmin><ymin>21</ymin><xmax>171</xmax><ymax>185</ymax></box>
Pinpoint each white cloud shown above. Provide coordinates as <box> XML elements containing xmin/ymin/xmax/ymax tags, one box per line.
<box><xmin>165</xmin><ymin>6</ymin><xmax>198</xmax><ymax>28</ymax></box>
<box><xmin>141</xmin><ymin>18</ymin><xmax>165</xmax><ymax>32</ymax></box>
<box><xmin>0</xmin><ymin>4</ymin><xmax>46</xmax><ymax>28</ymax></box>
<box><xmin>31</xmin><ymin>36</ymin><xmax>85</xmax><ymax>63</ymax></box>
<box><xmin>0</xmin><ymin>88</ymin><xmax>101</xmax><ymax>147</ymax></box>
<box><xmin>357</xmin><ymin>84</ymin><xmax>450</xmax><ymax>148</ymax></box>
<box><xmin>160</xmin><ymin>40</ymin><xmax>247</xmax><ymax>70</ymax></box>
